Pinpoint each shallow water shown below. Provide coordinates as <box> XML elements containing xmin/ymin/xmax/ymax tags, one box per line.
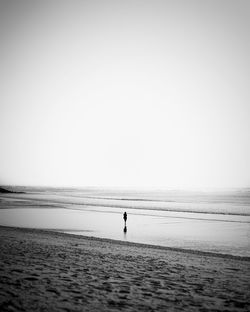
<box><xmin>0</xmin><ymin>188</ymin><xmax>250</xmax><ymax>257</ymax></box>
<box><xmin>0</xmin><ymin>205</ymin><xmax>249</xmax><ymax>257</ymax></box>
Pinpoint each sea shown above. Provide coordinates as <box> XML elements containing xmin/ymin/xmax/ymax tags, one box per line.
<box><xmin>0</xmin><ymin>187</ymin><xmax>250</xmax><ymax>258</ymax></box>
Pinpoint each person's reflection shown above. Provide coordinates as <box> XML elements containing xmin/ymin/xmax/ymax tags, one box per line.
<box><xmin>123</xmin><ymin>225</ymin><xmax>127</xmax><ymax>239</ymax></box>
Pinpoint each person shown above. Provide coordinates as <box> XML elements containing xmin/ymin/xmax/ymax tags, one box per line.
<box><xmin>123</xmin><ymin>211</ymin><xmax>127</xmax><ymax>223</ymax></box>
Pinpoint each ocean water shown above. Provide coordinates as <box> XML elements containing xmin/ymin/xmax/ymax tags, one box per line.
<box><xmin>0</xmin><ymin>187</ymin><xmax>250</xmax><ymax>257</ymax></box>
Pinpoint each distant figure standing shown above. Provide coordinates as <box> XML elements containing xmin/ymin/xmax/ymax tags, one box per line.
<box><xmin>123</xmin><ymin>211</ymin><xmax>127</xmax><ymax>224</ymax></box>
<box><xmin>123</xmin><ymin>211</ymin><xmax>127</xmax><ymax>233</ymax></box>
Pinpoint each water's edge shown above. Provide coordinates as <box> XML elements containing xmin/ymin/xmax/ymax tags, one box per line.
<box><xmin>1</xmin><ymin>225</ymin><xmax>250</xmax><ymax>262</ymax></box>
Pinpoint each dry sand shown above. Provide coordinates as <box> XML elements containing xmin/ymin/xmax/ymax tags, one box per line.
<box><xmin>0</xmin><ymin>226</ymin><xmax>249</xmax><ymax>311</ymax></box>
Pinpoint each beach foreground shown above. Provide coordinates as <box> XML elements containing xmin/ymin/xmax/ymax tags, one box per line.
<box><xmin>0</xmin><ymin>226</ymin><xmax>249</xmax><ymax>311</ymax></box>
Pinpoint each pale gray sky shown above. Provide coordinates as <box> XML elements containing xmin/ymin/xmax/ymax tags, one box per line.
<box><xmin>0</xmin><ymin>0</ymin><xmax>250</xmax><ymax>188</ymax></box>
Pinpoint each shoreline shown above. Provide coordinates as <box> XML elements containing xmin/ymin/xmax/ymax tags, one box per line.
<box><xmin>1</xmin><ymin>225</ymin><xmax>250</xmax><ymax>262</ymax></box>
<box><xmin>1</xmin><ymin>225</ymin><xmax>250</xmax><ymax>311</ymax></box>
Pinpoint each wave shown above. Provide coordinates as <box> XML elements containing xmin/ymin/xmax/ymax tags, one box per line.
<box><xmin>1</xmin><ymin>188</ymin><xmax>250</xmax><ymax>217</ymax></box>
<box><xmin>61</xmin><ymin>201</ymin><xmax>250</xmax><ymax>217</ymax></box>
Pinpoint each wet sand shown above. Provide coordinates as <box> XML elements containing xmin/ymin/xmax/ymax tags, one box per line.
<box><xmin>0</xmin><ymin>226</ymin><xmax>250</xmax><ymax>311</ymax></box>
<box><xmin>1</xmin><ymin>190</ymin><xmax>250</xmax><ymax>258</ymax></box>
<box><xmin>1</xmin><ymin>206</ymin><xmax>250</xmax><ymax>257</ymax></box>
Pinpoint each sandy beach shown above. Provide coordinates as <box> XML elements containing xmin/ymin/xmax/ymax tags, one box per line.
<box><xmin>0</xmin><ymin>226</ymin><xmax>249</xmax><ymax>311</ymax></box>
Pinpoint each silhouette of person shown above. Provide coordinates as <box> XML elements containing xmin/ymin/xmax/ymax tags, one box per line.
<box><xmin>123</xmin><ymin>211</ymin><xmax>127</xmax><ymax>224</ymax></box>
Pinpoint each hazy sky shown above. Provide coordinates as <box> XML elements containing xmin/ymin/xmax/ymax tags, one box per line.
<box><xmin>0</xmin><ymin>0</ymin><xmax>250</xmax><ymax>188</ymax></box>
